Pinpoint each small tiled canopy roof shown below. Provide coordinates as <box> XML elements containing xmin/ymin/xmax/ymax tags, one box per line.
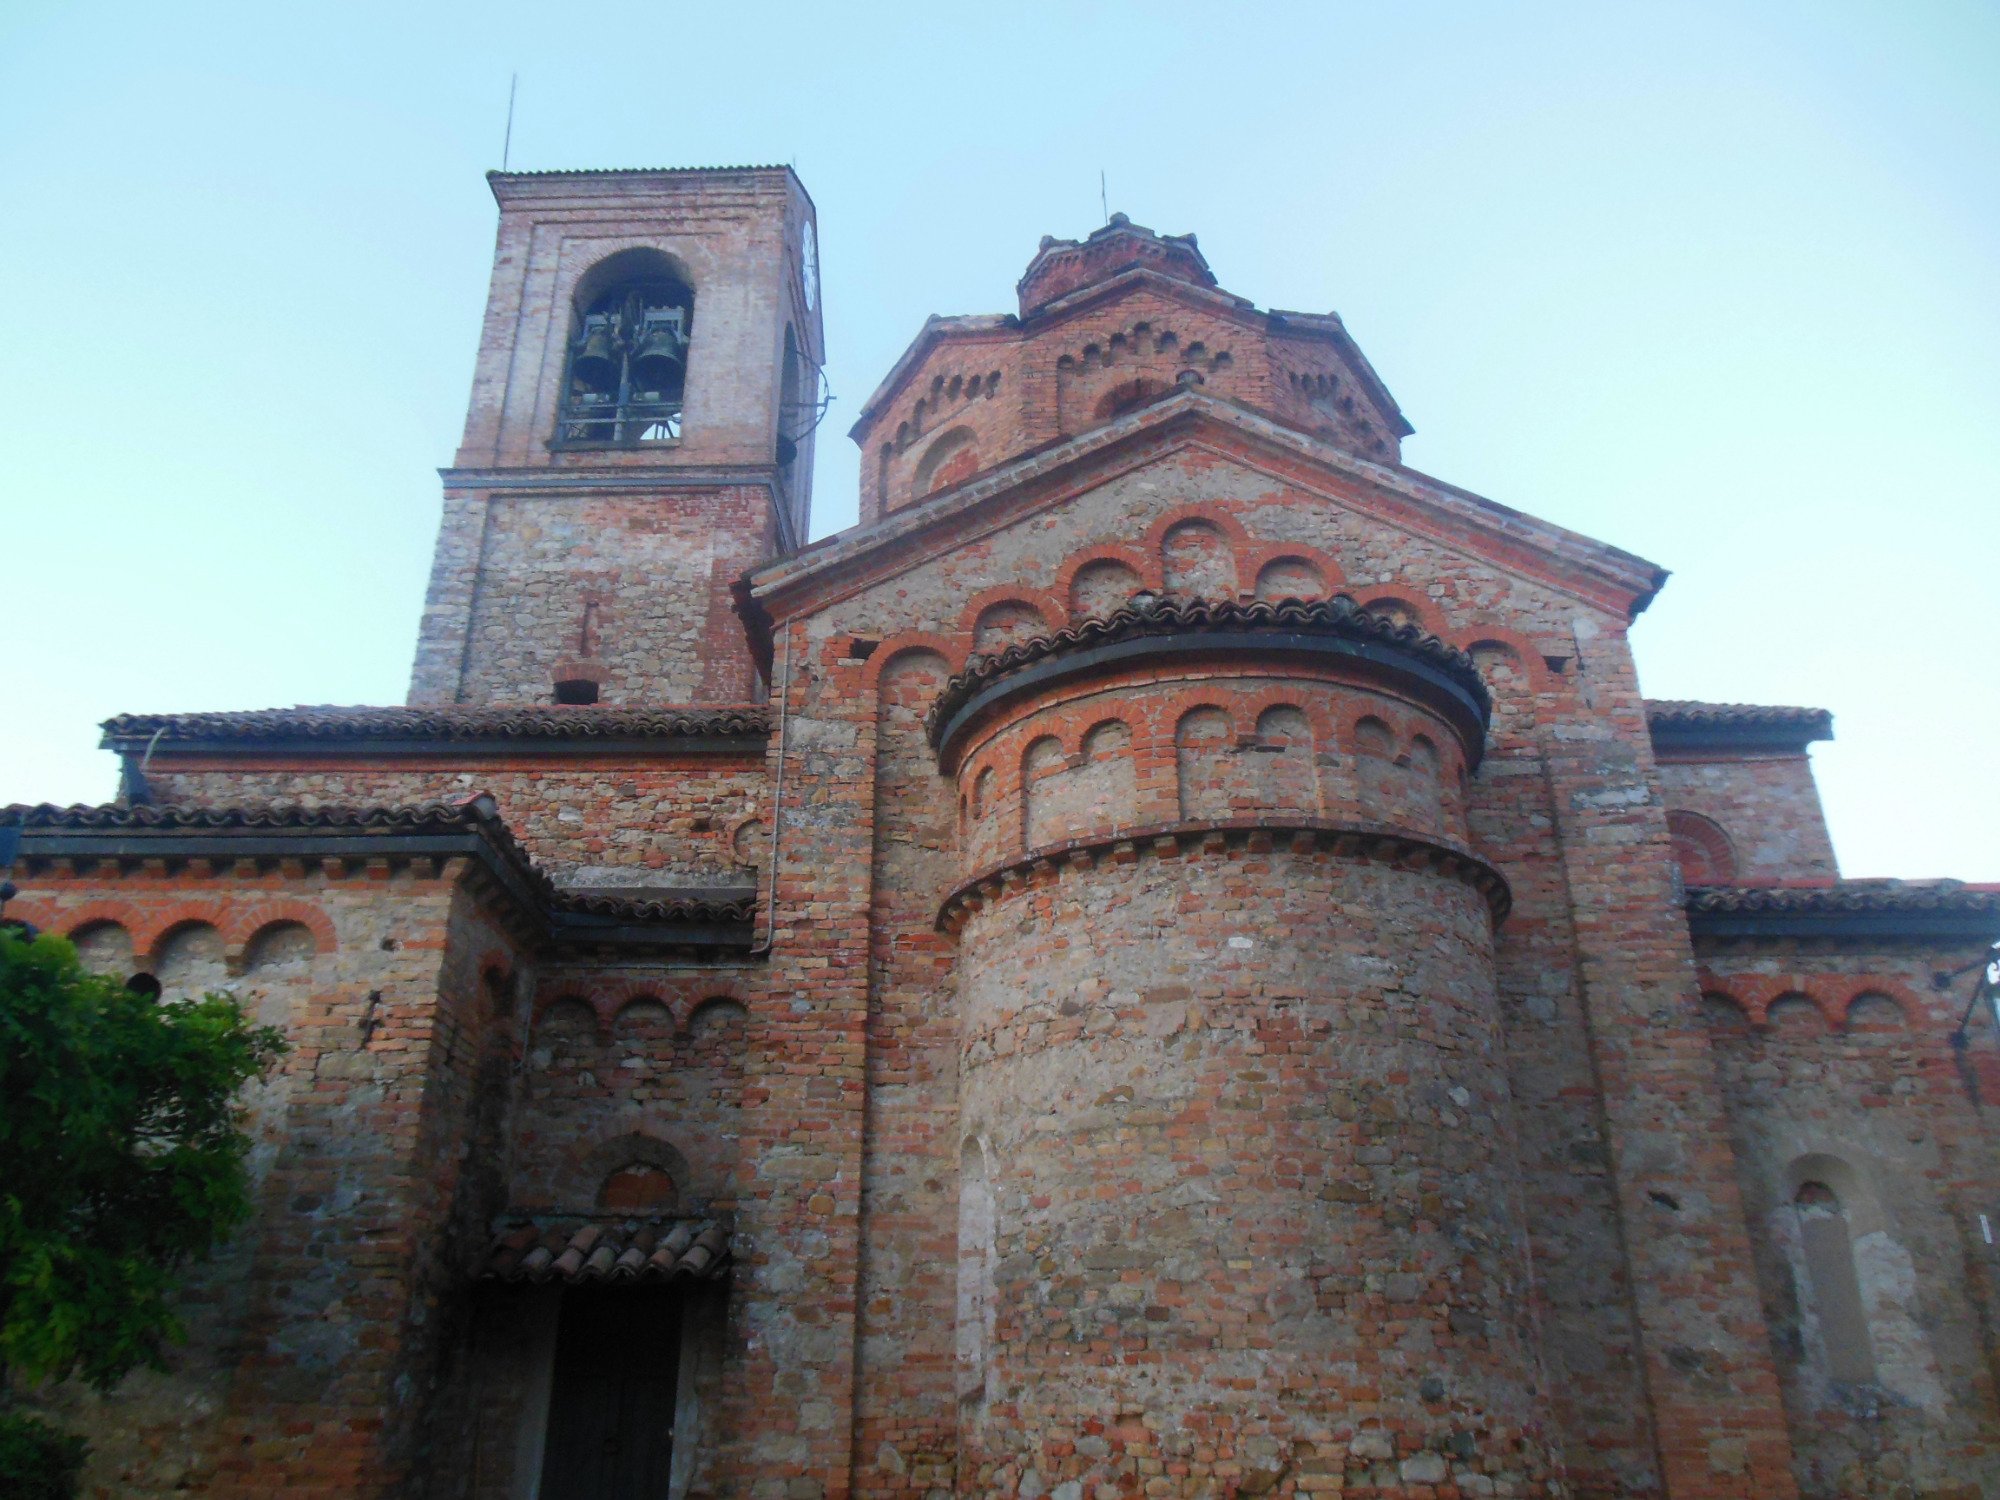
<box><xmin>553</xmin><ymin>889</ymin><xmax>756</xmax><ymax>925</ymax></box>
<box><xmin>479</xmin><ymin>1220</ymin><xmax>731</xmax><ymax>1285</ymax></box>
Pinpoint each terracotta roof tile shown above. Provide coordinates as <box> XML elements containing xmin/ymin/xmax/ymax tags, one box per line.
<box><xmin>928</xmin><ymin>595</ymin><xmax>1489</xmax><ymax>754</ymax></box>
<box><xmin>552</xmin><ymin>889</ymin><xmax>757</xmax><ymax>925</ymax></box>
<box><xmin>1685</xmin><ymin>880</ymin><xmax>2000</xmax><ymax>941</ymax></box>
<box><xmin>2</xmin><ymin>798</ymin><xmax>757</xmax><ymax>944</ymax></box>
<box><xmin>1</xmin><ymin>793</ymin><xmax>533</xmax><ymax>854</ymax></box>
<box><xmin>1686</xmin><ymin>880</ymin><xmax>2000</xmax><ymax>916</ymax></box>
<box><xmin>1646</xmin><ymin>700</ymin><xmax>1831</xmax><ymax>742</ymax></box>
<box><xmin>100</xmin><ymin>704</ymin><xmax>768</xmax><ymax>749</ymax></box>
<box><xmin>478</xmin><ymin>1218</ymin><xmax>731</xmax><ymax>1285</ymax></box>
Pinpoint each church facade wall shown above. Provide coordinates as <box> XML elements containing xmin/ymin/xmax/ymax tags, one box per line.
<box><xmin>753</xmin><ymin>435</ymin><xmax>1816</xmax><ymax>1495</ymax></box>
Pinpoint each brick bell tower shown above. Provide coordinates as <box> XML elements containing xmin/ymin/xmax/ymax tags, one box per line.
<box><xmin>408</xmin><ymin>166</ymin><xmax>823</xmax><ymax>707</ymax></box>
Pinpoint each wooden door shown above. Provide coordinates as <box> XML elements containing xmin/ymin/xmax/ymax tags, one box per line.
<box><xmin>539</xmin><ymin>1288</ymin><xmax>682</xmax><ymax>1499</ymax></box>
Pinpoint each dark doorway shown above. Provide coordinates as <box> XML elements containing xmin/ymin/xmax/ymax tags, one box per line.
<box><xmin>539</xmin><ymin>1289</ymin><xmax>682</xmax><ymax>1499</ymax></box>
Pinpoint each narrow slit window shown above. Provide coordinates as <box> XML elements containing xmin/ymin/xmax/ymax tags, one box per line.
<box><xmin>1795</xmin><ymin>1181</ymin><xmax>1877</xmax><ymax>1384</ymax></box>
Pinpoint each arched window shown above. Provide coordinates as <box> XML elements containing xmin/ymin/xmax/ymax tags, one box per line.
<box><xmin>556</xmin><ymin>249</ymin><xmax>694</xmax><ymax>448</ymax></box>
<box><xmin>1794</xmin><ymin>1180</ymin><xmax>1876</xmax><ymax>1384</ymax></box>
<box><xmin>1667</xmin><ymin>810</ymin><xmax>1737</xmax><ymax>884</ymax></box>
<box><xmin>957</xmin><ymin>1137</ymin><xmax>996</xmax><ymax>1405</ymax></box>
<box><xmin>913</xmin><ymin>426</ymin><xmax>978</xmax><ymax>497</ymax></box>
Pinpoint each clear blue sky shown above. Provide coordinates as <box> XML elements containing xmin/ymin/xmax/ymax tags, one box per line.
<box><xmin>2</xmin><ymin>1</ymin><xmax>1995</xmax><ymax>879</ymax></box>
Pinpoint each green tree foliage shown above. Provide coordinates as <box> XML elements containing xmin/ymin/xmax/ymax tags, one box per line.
<box><xmin>0</xmin><ymin>927</ymin><xmax>286</xmax><ymax>1490</ymax></box>
<box><xmin>0</xmin><ymin>1410</ymin><xmax>86</xmax><ymax>1500</ymax></box>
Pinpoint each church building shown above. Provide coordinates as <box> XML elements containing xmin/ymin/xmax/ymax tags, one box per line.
<box><xmin>6</xmin><ymin>165</ymin><xmax>1999</xmax><ymax>1499</ymax></box>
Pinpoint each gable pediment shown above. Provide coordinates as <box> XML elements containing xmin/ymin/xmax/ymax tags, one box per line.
<box><xmin>752</xmin><ymin>389</ymin><xmax>1665</xmax><ymax>641</ymax></box>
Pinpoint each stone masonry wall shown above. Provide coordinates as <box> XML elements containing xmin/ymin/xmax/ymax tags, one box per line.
<box><xmin>510</xmin><ymin>972</ymin><xmax>750</xmax><ymax>1216</ymax></box>
<box><xmin>954</xmin><ymin>844</ymin><xmax>1551</xmax><ymax>1497</ymax></box>
<box><xmin>413</xmin><ymin>484</ymin><xmax>775</xmax><ymax>707</ymax></box>
<box><xmin>850</xmin><ymin>649</ymin><xmax>963</xmax><ymax>1497</ymax></box>
<box><xmin>1655</xmin><ymin>752</ymin><xmax>1839</xmax><ymax>881</ymax></box>
<box><xmin>762</xmin><ymin>424</ymin><xmax>1846</xmax><ymax>1495</ymax></box>
<box><xmin>143</xmin><ymin>753</ymin><xmax>769</xmax><ymax>889</ymax></box>
<box><xmin>13</xmin><ymin>861</ymin><xmax>526</xmax><ymax>1499</ymax></box>
<box><xmin>1475</xmin><ymin>746</ymin><xmax>1667</xmax><ymax>1498</ymax></box>
<box><xmin>1696</xmin><ymin>943</ymin><xmax>2000</xmax><ymax>1499</ymax></box>
<box><xmin>952</xmin><ymin>667</ymin><xmax>1471</xmax><ymax>876</ymax></box>
<box><xmin>414</xmin><ymin>166</ymin><xmax>818</xmax><ymax>709</ymax></box>
<box><xmin>454</xmin><ymin>169</ymin><xmax>812</xmax><ymax>474</ymax></box>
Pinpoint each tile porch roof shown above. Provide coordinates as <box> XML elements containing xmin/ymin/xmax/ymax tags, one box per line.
<box><xmin>0</xmin><ymin>795</ymin><xmax>537</xmax><ymax>862</ymax></box>
<box><xmin>478</xmin><ymin>1219</ymin><xmax>731</xmax><ymax>1285</ymax></box>
<box><xmin>1687</xmin><ymin>881</ymin><xmax>2000</xmax><ymax>917</ymax></box>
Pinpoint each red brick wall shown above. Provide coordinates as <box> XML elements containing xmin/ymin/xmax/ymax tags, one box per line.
<box><xmin>1656</xmin><ymin>751</ymin><xmax>1839</xmax><ymax>881</ymax></box>
<box><xmin>144</xmin><ymin>752</ymin><xmax>768</xmax><ymax>889</ymax></box>
<box><xmin>413</xmin><ymin>167</ymin><xmax>820</xmax><ymax>709</ymax></box>
<box><xmin>510</xmin><ymin>972</ymin><xmax>750</xmax><ymax>1215</ymax></box>
<box><xmin>857</xmin><ymin>284</ymin><xmax>1405</xmax><ymax>524</ymax></box>
<box><xmin>952</xmin><ymin>669</ymin><xmax>1472</xmax><ymax>873</ymax></box>
<box><xmin>850</xmin><ymin>649</ymin><xmax>962</xmax><ymax>1495</ymax></box>
<box><xmin>453</xmin><ymin>170</ymin><xmax>814</xmax><ymax>476</ymax></box>
<box><xmin>809</xmin><ymin>433</ymin><xmax>1805</xmax><ymax>1494</ymax></box>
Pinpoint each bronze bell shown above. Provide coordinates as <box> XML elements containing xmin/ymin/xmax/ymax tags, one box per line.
<box><xmin>629</xmin><ymin>310</ymin><xmax>687</xmax><ymax>395</ymax></box>
<box><xmin>571</xmin><ymin>314</ymin><xmax>618</xmax><ymax>391</ymax></box>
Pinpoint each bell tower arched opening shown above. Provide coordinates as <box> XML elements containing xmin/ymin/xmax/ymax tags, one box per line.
<box><xmin>555</xmin><ymin>247</ymin><xmax>695</xmax><ymax>448</ymax></box>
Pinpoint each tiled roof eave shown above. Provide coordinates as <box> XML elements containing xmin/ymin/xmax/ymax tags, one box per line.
<box><xmin>758</xmin><ymin>390</ymin><xmax>1670</xmax><ymax>625</ymax></box>
<box><xmin>99</xmin><ymin>705</ymin><xmax>771</xmax><ymax>755</ymax></box>
<box><xmin>926</xmin><ymin>595</ymin><xmax>1491</xmax><ymax>762</ymax></box>
<box><xmin>2</xmin><ymin>800</ymin><xmax>760</xmax><ymax>954</ymax></box>
<box><xmin>1647</xmin><ymin>700</ymin><xmax>1832</xmax><ymax>751</ymax></box>
<box><xmin>1687</xmin><ymin>882</ymin><xmax>2000</xmax><ymax>942</ymax></box>
<box><xmin>478</xmin><ymin>1217</ymin><xmax>732</xmax><ymax>1285</ymax></box>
